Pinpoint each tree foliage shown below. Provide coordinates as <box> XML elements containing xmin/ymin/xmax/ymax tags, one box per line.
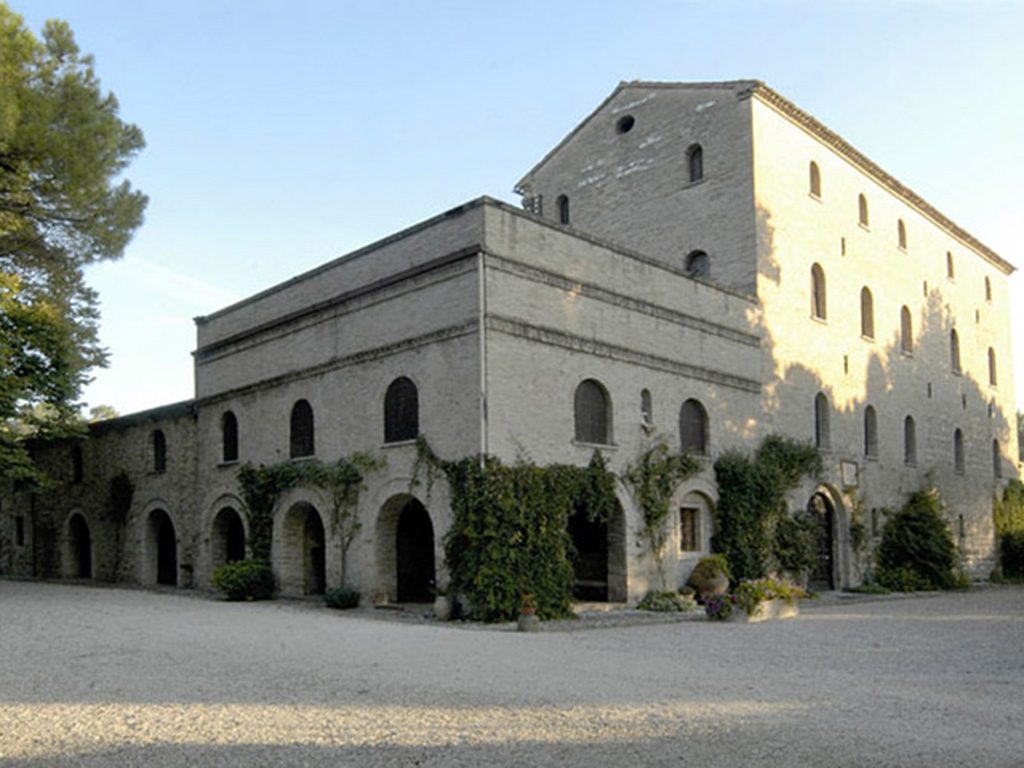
<box><xmin>875</xmin><ymin>489</ymin><xmax>958</xmax><ymax>591</ymax></box>
<box><xmin>0</xmin><ymin>3</ymin><xmax>146</xmax><ymax>485</ymax></box>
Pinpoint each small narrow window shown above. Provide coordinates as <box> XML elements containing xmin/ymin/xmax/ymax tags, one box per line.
<box><xmin>679</xmin><ymin>399</ymin><xmax>709</xmax><ymax>455</ymax></box>
<box><xmin>814</xmin><ymin>392</ymin><xmax>830</xmax><ymax>450</ymax></box>
<box><xmin>904</xmin><ymin>416</ymin><xmax>917</xmax><ymax>465</ymax></box>
<box><xmin>557</xmin><ymin>195</ymin><xmax>570</xmax><ymax>225</ymax></box>
<box><xmin>953</xmin><ymin>428</ymin><xmax>965</xmax><ymax>475</ymax></box>
<box><xmin>289</xmin><ymin>400</ymin><xmax>314</xmax><ymax>458</ymax></box>
<box><xmin>923</xmin><ymin>281</ymin><xmax>928</xmax><ymax>297</ymax></box>
<box><xmin>152</xmin><ymin>430</ymin><xmax>167</xmax><ymax>473</ymax></box>
<box><xmin>15</xmin><ymin>515</ymin><xmax>25</xmax><ymax>546</ymax></box>
<box><xmin>222</xmin><ymin>411</ymin><xmax>239</xmax><ymax>462</ymax></box>
<box><xmin>860</xmin><ymin>287</ymin><xmax>874</xmax><ymax>339</ymax></box>
<box><xmin>958</xmin><ymin>514</ymin><xmax>966</xmax><ymax>540</ymax></box>
<box><xmin>685</xmin><ymin>250</ymin><xmax>709</xmax><ymax>278</ymax></box>
<box><xmin>811</xmin><ymin>263</ymin><xmax>827</xmax><ymax>320</ymax></box>
<box><xmin>809</xmin><ymin>161</ymin><xmax>821</xmax><ymax>198</ymax></box>
<box><xmin>947</xmin><ymin>251</ymin><xmax>955</xmax><ymax>279</ymax></box>
<box><xmin>679</xmin><ymin>507</ymin><xmax>699</xmax><ymax>552</ymax></box>
<box><xmin>988</xmin><ymin>347</ymin><xmax>997</xmax><ymax>387</ymax></box>
<box><xmin>687</xmin><ymin>143</ymin><xmax>703</xmax><ymax>183</ymax></box>
<box><xmin>950</xmin><ymin>329</ymin><xmax>961</xmax><ymax>374</ymax></box>
<box><xmin>864</xmin><ymin>405</ymin><xmax>878</xmax><ymax>458</ymax></box>
<box><xmin>897</xmin><ymin>219</ymin><xmax>907</xmax><ymax>250</ymax></box>
<box><xmin>858</xmin><ymin>194</ymin><xmax>869</xmax><ymax>226</ymax></box>
<box><xmin>71</xmin><ymin>444</ymin><xmax>83</xmax><ymax>484</ymax></box>
<box><xmin>384</xmin><ymin>377</ymin><xmax>419</xmax><ymax>443</ymax></box>
<box><xmin>574</xmin><ymin>379</ymin><xmax>612</xmax><ymax>445</ymax></box>
<box><xmin>985</xmin><ymin>276</ymin><xmax>992</xmax><ymax>302</ymax></box>
<box><xmin>993</xmin><ymin>439</ymin><xmax>1002</xmax><ymax>479</ymax></box>
<box><xmin>640</xmin><ymin>389</ymin><xmax>653</xmax><ymax>428</ymax></box>
<box><xmin>900</xmin><ymin>306</ymin><xmax>913</xmax><ymax>355</ymax></box>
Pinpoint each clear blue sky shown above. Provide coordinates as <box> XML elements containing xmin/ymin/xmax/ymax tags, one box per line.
<box><xmin>15</xmin><ymin>0</ymin><xmax>1024</xmax><ymax>414</ymax></box>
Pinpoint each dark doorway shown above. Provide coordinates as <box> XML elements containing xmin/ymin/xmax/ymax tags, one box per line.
<box><xmin>569</xmin><ymin>507</ymin><xmax>609</xmax><ymax>601</ymax></box>
<box><xmin>305</xmin><ymin>509</ymin><xmax>326</xmax><ymax>596</ymax></box>
<box><xmin>212</xmin><ymin>507</ymin><xmax>246</xmax><ymax>571</ymax></box>
<box><xmin>396</xmin><ymin>499</ymin><xmax>435</xmax><ymax>602</ymax></box>
<box><xmin>69</xmin><ymin>515</ymin><xmax>92</xmax><ymax>578</ymax></box>
<box><xmin>808</xmin><ymin>493</ymin><xmax>835</xmax><ymax>590</ymax></box>
<box><xmin>153</xmin><ymin>510</ymin><xmax>177</xmax><ymax>586</ymax></box>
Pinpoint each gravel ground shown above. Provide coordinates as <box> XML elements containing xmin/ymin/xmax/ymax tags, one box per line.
<box><xmin>1</xmin><ymin>580</ymin><xmax>1023</xmax><ymax>767</ymax></box>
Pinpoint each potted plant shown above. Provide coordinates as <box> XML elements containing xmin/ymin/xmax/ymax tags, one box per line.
<box><xmin>433</xmin><ymin>583</ymin><xmax>452</xmax><ymax>621</ymax></box>
<box><xmin>732</xmin><ymin>578</ymin><xmax>805</xmax><ymax>622</ymax></box>
<box><xmin>517</xmin><ymin>592</ymin><xmax>540</xmax><ymax>632</ymax></box>
<box><xmin>687</xmin><ymin>554</ymin><xmax>732</xmax><ymax>600</ymax></box>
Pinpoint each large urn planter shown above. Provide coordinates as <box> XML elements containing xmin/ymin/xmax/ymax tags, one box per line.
<box><xmin>687</xmin><ymin>555</ymin><xmax>732</xmax><ymax>600</ymax></box>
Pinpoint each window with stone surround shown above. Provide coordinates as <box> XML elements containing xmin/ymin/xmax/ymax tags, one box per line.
<box><xmin>811</xmin><ymin>263</ymin><xmax>827</xmax><ymax>320</ymax></box>
<box><xmin>860</xmin><ymin>286</ymin><xmax>874</xmax><ymax>339</ymax></box>
<box><xmin>574</xmin><ymin>379</ymin><xmax>612</xmax><ymax>445</ymax></box>
<box><xmin>385</xmin><ymin>377</ymin><xmax>419</xmax><ymax>444</ymax></box>
<box><xmin>858</xmin><ymin>194</ymin><xmax>869</xmax><ymax>227</ymax></box>
<box><xmin>864</xmin><ymin>405</ymin><xmax>878</xmax><ymax>458</ymax></box>
<box><xmin>687</xmin><ymin>144</ymin><xmax>703</xmax><ymax>183</ymax></box>
<box><xmin>152</xmin><ymin>430</ymin><xmax>167</xmax><ymax>473</ymax></box>
<box><xmin>679</xmin><ymin>398</ymin><xmax>709</xmax><ymax>455</ymax></box>
<box><xmin>953</xmin><ymin>428</ymin><xmax>965</xmax><ymax>475</ymax></box>
<box><xmin>679</xmin><ymin>506</ymin><xmax>699</xmax><ymax>552</ymax></box>
<box><xmin>900</xmin><ymin>306</ymin><xmax>913</xmax><ymax>355</ymax></box>
<box><xmin>222</xmin><ymin>411</ymin><xmax>239</xmax><ymax>462</ymax></box>
<box><xmin>685</xmin><ymin>250</ymin><xmax>709</xmax><ymax>279</ymax></box>
<box><xmin>904</xmin><ymin>416</ymin><xmax>917</xmax><ymax>465</ymax></box>
<box><xmin>557</xmin><ymin>194</ymin><xmax>570</xmax><ymax>225</ymax></box>
<box><xmin>897</xmin><ymin>219</ymin><xmax>907</xmax><ymax>250</ymax></box>
<box><xmin>988</xmin><ymin>347</ymin><xmax>997</xmax><ymax>387</ymax></box>
<box><xmin>814</xmin><ymin>392</ymin><xmax>830</xmax><ymax>450</ymax></box>
<box><xmin>809</xmin><ymin>161</ymin><xmax>821</xmax><ymax>198</ymax></box>
<box><xmin>289</xmin><ymin>400</ymin><xmax>314</xmax><ymax>458</ymax></box>
<box><xmin>950</xmin><ymin>329</ymin><xmax>961</xmax><ymax>374</ymax></box>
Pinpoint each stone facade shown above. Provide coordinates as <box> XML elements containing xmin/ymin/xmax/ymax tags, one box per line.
<box><xmin>1</xmin><ymin>80</ymin><xmax>1018</xmax><ymax>600</ymax></box>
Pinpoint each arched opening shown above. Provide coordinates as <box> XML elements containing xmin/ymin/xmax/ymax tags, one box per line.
<box><xmin>897</xmin><ymin>219</ymin><xmax>907</xmax><ymax>249</ymax></box>
<box><xmin>289</xmin><ymin>400</ymin><xmax>315</xmax><ymax>458</ymax></box>
<box><xmin>679</xmin><ymin>398</ymin><xmax>709</xmax><ymax>455</ymax></box>
<box><xmin>808</xmin><ymin>161</ymin><xmax>821</xmax><ymax>198</ymax></box>
<box><xmin>810</xmin><ymin>263</ymin><xmax>827</xmax><ymax>320</ymax></box>
<box><xmin>574</xmin><ymin>378</ymin><xmax>612</xmax><ymax>445</ymax></box>
<box><xmin>396</xmin><ymin>498</ymin><xmax>436</xmax><ymax>603</ymax></box>
<box><xmin>860</xmin><ymin>287</ymin><xmax>874</xmax><ymax>339</ymax></box>
<box><xmin>988</xmin><ymin>347</ymin><xmax>998</xmax><ymax>387</ymax></box>
<box><xmin>685</xmin><ymin>250</ymin><xmax>709</xmax><ymax>279</ymax></box>
<box><xmin>864</xmin><ymin>405</ymin><xmax>878</xmax><ymax>458</ymax></box>
<box><xmin>211</xmin><ymin>506</ymin><xmax>246</xmax><ymax>574</ymax></box>
<box><xmin>279</xmin><ymin>503</ymin><xmax>326</xmax><ymax>596</ymax></box>
<box><xmin>67</xmin><ymin>514</ymin><xmax>92</xmax><ymax>579</ymax></box>
<box><xmin>686</xmin><ymin>143</ymin><xmax>703</xmax><ymax>182</ymax></box>
<box><xmin>384</xmin><ymin>376</ymin><xmax>419</xmax><ymax>443</ymax></box>
<box><xmin>814</xmin><ymin>392</ymin><xmax>830</xmax><ymax>450</ymax></box>
<box><xmin>222</xmin><ymin>411</ymin><xmax>239</xmax><ymax>462</ymax></box>
<box><xmin>147</xmin><ymin>509</ymin><xmax>178</xmax><ymax>586</ymax></box>
<box><xmin>858</xmin><ymin>193</ymin><xmax>869</xmax><ymax>226</ymax></box>
<box><xmin>900</xmin><ymin>306</ymin><xmax>913</xmax><ymax>355</ymax></box>
<box><xmin>568</xmin><ymin>499</ymin><xmax>626</xmax><ymax>602</ymax></box>
<box><xmin>807</xmin><ymin>492</ymin><xmax>835</xmax><ymax>590</ymax></box>
<box><xmin>954</xmin><ymin>428</ymin><xmax>965</xmax><ymax>475</ymax></box>
<box><xmin>556</xmin><ymin>194</ymin><xmax>570</xmax><ymax>225</ymax></box>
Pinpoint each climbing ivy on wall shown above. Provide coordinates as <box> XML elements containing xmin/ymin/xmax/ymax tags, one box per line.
<box><xmin>712</xmin><ymin>435</ymin><xmax>822</xmax><ymax>582</ymax></box>
<box><xmin>415</xmin><ymin>438</ymin><xmax>618</xmax><ymax>622</ymax></box>
<box><xmin>236</xmin><ymin>453</ymin><xmax>383</xmax><ymax>570</ymax></box>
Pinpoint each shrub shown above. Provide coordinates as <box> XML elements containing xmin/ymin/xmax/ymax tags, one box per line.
<box><xmin>637</xmin><ymin>590</ymin><xmax>695</xmax><ymax>613</ymax></box>
<box><xmin>212</xmin><ymin>560</ymin><xmax>275</xmax><ymax>601</ymax></box>
<box><xmin>875</xmin><ymin>490</ymin><xmax>957</xmax><ymax>591</ymax></box>
<box><xmin>774</xmin><ymin>511</ymin><xmax>819</xmax><ymax>576</ymax></box>
<box><xmin>733</xmin><ymin>578</ymin><xmax>805</xmax><ymax>614</ymax></box>
<box><xmin>1001</xmin><ymin>531</ymin><xmax>1024</xmax><ymax>579</ymax></box>
<box><xmin>704</xmin><ymin>593</ymin><xmax>734</xmax><ymax>621</ymax></box>
<box><xmin>325</xmin><ymin>585</ymin><xmax>361</xmax><ymax>609</ymax></box>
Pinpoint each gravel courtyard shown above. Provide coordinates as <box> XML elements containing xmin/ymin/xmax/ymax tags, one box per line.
<box><xmin>1</xmin><ymin>580</ymin><xmax>1022</xmax><ymax>767</ymax></box>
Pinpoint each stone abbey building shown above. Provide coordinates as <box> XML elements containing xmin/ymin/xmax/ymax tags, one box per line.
<box><xmin>1</xmin><ymin>81</ymin><xmax>1018</xmax><ymax>601</ymax></box>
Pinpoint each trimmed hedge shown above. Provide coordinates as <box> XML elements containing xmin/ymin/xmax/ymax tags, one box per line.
<box><xmin>875</xmin><ymin>490</ymin><xmax>957</xmax><ymax>591</ymax></box>
<box><xmin>212</xmin><ymin>559</ymin><xmax>275</xmax><ymax>601</ymax></box>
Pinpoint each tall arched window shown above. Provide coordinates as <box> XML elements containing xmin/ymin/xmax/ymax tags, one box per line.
<box><xmin>557</xmin><ymin>194</ymin><xmax>570</xmax><ymax>225</ymax></box>
<box><xmin>946</xmin><ymin>251</ymin><xmax>955</xmax><ymax>279</ymax></box>
<box><xmin>985</xmin><ymin>276</ymin><xmax>992</xmax><ymax>302</ymax></box>
<box><xmin>858</xmin><ymin>194</ymin><xmax>869</xmax><ymax>226</ymax></box>
<box><xmin>950</xmin><ymin>329</ymin><xmax>961</xmax><ymax>373</ymax></box>
<box><xmin>384</xmin><ymin>377</ymin><xmax>419</xmax><ymax>443</ymax></box>
<box><xmin>687</xmin><ymin>143</ymin><xmax>703</xmax><ymax>182</ymax></box>
<box><xmin>993</xmin><ymin>439</ymin><xmax>1002</xmax><ymax>479</ymax></box>
<box><xmin>809</xmin><ymin>161</ymin><xmax>821</xmax><ymax>198</ymax></box>
<box><xmin>679</xmin><ymin>399</ymin><xmax>709</xmax><ymax>455</ymax></box>
<box><xmin>574</xmin><ymin>379</ymin><xmax>612</xmax><ymax>444</ymax></box>
<box><xmin>988</xmin><ymin>347</ymin><xmax>997</xmax><ymax>386</ymax></box>
<box><xmin>814</xmin><ymin>392</ymin><xmax>830</xmax><ymax>450</ymax></box>
<box><xmin>640</xmin><ymin>389</ymin><xmax>653</xmax><ymax>427</ymax></box>
<box><xmin>900</xmin><ymin>306</ymin><xmax>913</xmax><ymax>355</ymax></box>
<box><xmin>685</xmin><ymin>250</ymin><xmax>709</xmax><ymax>278</ymax></box>
<box><xmin>289</xmin><ymin>400</ymin><xmax>314</xmax><ymax>458</ymax></box>
<box><xmin>152</xmin><ymin>430</ymin><xmax>167</xmax><ymax>473</ymax></box>
<box><xmin>903</xmin><ymin>416</ymin><xmax>917</xmax><ymax>465</ymax></box>
<box><xmin>953</xmin><ymin>428</ymin><xmax>965</xmax><ymax>475</ymax></box>
<box><xmin>222</xmin><ymin>411</ymin><xmax>239</xmax><ymax>462</ymax></box>
<box><xmin>864</xmin><ymin>405</ymin><xmax>878</xmax><ymax>458</ymax></box>
<box><xmin>811</xmin><ymin>263</ymin><xmax>827</xmax><ymax>320</ymax></box>
<box><xmin>860</xmin><ymin>287</ymin><xmax>874</xmax><ymax>339</ymax></box>
<box><xmin>897</xmin><ymin>219</ymin><xmax>907</xmax><ymax>249</ymax></box>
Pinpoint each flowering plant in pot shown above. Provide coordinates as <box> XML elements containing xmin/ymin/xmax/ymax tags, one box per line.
<box><xmin>704</xmin><ymin>592</ymin><xmax>735</xmax><ymax>621</ymax></box>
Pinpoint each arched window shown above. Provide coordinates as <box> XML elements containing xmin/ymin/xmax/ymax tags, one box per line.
<box><xmin>384</xmin><ymin>377</ymin><xmax>419</xmax><ymax>443</ymax></box>
<box><xmin>71</xmin><ymin>444</ymin><xmax>83</xmax><ymax>484</ymax></box>
<box><xmin>988</xmin><ymin>347</ymin><xmax>997</xmax><ymax>386</ymax></box>
<box><xmin>985</xmin><ymin>276</ymin><xmax>992</xmax><ymax>302</ymax></box>
<box><xmin>289</xmin><ymin>400</ymin><xmax>314</xmax><ymax>458</ymax></box>
<box><xmin>685</xmin><ymin>250</ymin><xmax>709</xmax><ymax>278</ymax></box>
<box><xmin>640</xmin><ymin>388</ymin><xmax>653</xmax><ymax>427</ymax></box>
<box><xmin>950</xmin><ymin>328</ymin><xmax>961</xmax><ymax>374</ymax></box>
<box><xmin>897</xmin><ymin>219</ymin><xmax>907</xmax><ymax>249</ymax></box>
<box><xmin>574</xmin><ymin>379</ymin><xmax>612</xmax><ymax>444</ymax></box>
<box><xmin>809</xmin><ymin>161</ymin><xmax>821</xmax><ymax>198</ymax></box>
<box><xmin>557</xmin><ymin>194</ymin><xmax>570</xmax><ymax>225</ymax></box>
<box><xmin>679</xmin><ymin>399</ymin><xmax>709</xmax><ymax>455</ymax></box>
<box><xmin>900</xmin><ymin>306</ymin><xmax>913</xmax><ymax>355</ymax></box>
<box><xmin>860</xmin><ymin>287</ymin><xmax>874</xmax><ymax>339</ymax></box>
<box><xmin>946</xmin><ymin>251</ymin><xmax>955</xmax><ymax>279</ymax></box>
<box><xmin>904</xmin><ymin>416</ymin><xmax>917</xmax><ymax>465</ymax></box>
<box><xmin>858</xmin><ymin>194</ymin><xmax>869</xmax><ymax>226</ymax></box>
<box><xmin>687</xmin><ymin>143</ymin><xmax>703</xmax><ymax>182</ymax></box>
<box><xmin>993</xmin><ymin>439</ymin><xmax>1002</xmax><ymax>479</ymax></box>
<box><xmin>152</xmin><ymin>430</ymin><xmax>166</xmax><ymax>473</ymax></box>
<box><xmin>953</xmin><ymin>428</ymin><xmax>965</xmax><ymax>475</ymax></box>
<box><xmin>222</xmin><ymin>411</ymin><xmax>239</xmax><ymax>462</ymax></box>
<box><xmin>811</xmin><ymin>263</ymin><xmax>827</xmax><ymax>320</ymax></box>
<box><xmin>864</xmin><ymin>405</ymin><xmax>878</xmax><ymax>458</ymax></box>
<box><xmin>814</xmin><ymin>392</ymin><xmax>830</xmax><ymax>450</ymax></box>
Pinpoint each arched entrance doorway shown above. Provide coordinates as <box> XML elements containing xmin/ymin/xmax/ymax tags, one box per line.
<box><xmin>148</xmin><ymin>509</ymin><xmax>178</xmax><ymax>586</ymax></box>
<box><xmin>211</xmin><ymin>507</ymin><xmax>246</xmax><ymax>574</ymax></box>
<box><xmin>568</xmin><ymin>500</ymin><xmax>627</xmax><ymax>602</ymax></box>
<box><xmin>279</xmin><ymin>503</ymin><xmax>326</xmax><ymax>596</ymax></box>
<box><xmin>396</xmin><ymin>499</ymin><xmax>435</xmax><ymax>602</ymax></box>
<box><xmin>808</xmin><ymin>492</ymin><xmax>835</xmax><ymax>590</ymax></box>
<box><xmin>67</xmin><ymin>514</ymin><xmax>92</xmax><ymax>579</ymax></box>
